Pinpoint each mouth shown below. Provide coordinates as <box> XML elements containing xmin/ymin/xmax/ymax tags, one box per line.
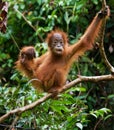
<box><xmin>56</xmin><ymin>48</ymin><xmax>62</xmax><ymax>52</ymax></box>
<box><xmin>54</xmin><ymin>48</ymin><xmax>63</xmax><ymax>55</ymax></box>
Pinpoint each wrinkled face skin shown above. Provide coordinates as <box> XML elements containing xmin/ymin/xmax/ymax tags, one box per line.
<box><xmin>51</xmin><ymin>33</ymin><xmax>64</xmax><ymax>55</ymax></box>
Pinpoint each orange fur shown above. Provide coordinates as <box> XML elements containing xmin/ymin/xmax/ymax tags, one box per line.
<box><xmin>15</xmin><ymin>7</ymin><xmax>110</xmax><ymax>94</ymax></box>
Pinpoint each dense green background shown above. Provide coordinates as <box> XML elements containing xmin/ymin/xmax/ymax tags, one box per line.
<box><xmin>0</xmin><ymin>0</ymin><xmax>114</xmax><ymax>129</ymax></box>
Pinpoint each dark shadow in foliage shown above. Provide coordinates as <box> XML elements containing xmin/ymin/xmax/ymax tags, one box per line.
<box><xmin>0</xmin><ymin>1</ymin><xmax>8</xmax><ymax>33</ymax></box>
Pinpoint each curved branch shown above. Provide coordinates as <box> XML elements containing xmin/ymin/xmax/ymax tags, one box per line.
<box><xmin>0</xmin><ymin>74</ymin><xmax>114</xmax><ymax>123</ymax></box>
<box><xmin>102</xmin><ymin>0</ymin><xmax>106</xmax><ymax>9</ymax></box>
<box><xmin>98</xmin><ymin>0</ymin><xmax>114</xmax><ymax>74</ymax></box>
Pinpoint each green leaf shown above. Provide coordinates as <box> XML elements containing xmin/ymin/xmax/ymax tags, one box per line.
<box><xmin>90</xmin><ymin>113</ymin><xmax>98</xmax><ymax>118</ymax></box>
<box><xmin>90</xmin><ymin>108</ymin><xmax>111</xmax><ymax>119</ymax></box>
<box><xmin>76</xmin><ymin>123</ymin><xmax>83</xmax><ymax>130</ymax></box>
<box><xmin>91</xmin><ymin>0</ymin><xmax>98</xmax><ymax>5</ymax></box>
<box><xmin>108</xmin><ymin>94</ymin><xmax>114</xmax><ymax>99</ymax></box>
<box><xmin>104</xmin><ymin>114</ymin><xmax>112</xmax><ymax>120</ymax></box>
<box><xmin>75</xmin><ymin>87</ymin><xmax>87</xmax><ymax>92</ymax></box>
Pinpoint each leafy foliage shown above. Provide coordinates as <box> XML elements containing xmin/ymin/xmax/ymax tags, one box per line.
<box><xmin>0</xmin><ymin>0</ymin><xmax>114</xmax><ymax>129</ymax></box>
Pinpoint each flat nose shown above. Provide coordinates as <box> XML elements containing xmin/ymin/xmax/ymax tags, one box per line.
<box><xmin>57</xmin><ymin>43</ymin><xmax>61</xmax><ymax>47</ymax></box>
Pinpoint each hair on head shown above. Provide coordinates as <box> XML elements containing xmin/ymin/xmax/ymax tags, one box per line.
<box><xmin>46</xmin><ymin>29</ymin><xmax>68</xmax><ymax>46</ymax></box>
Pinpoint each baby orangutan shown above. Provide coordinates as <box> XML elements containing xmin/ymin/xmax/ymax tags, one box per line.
<box><xmin>16</xmin><ymin>6</ymin><xmax>110</xmax><ymax>95</ymax></box>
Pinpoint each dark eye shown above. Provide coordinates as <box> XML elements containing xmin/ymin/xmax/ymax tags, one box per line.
<box><xmin>54</xmin><ymin>41</ymin><xmax>57</xmax><ymax>43</ymax></box>
<box><xmin>60</xmin><ymin>42</ymin><xmax>63</xmax><ymax>45</ymax></box>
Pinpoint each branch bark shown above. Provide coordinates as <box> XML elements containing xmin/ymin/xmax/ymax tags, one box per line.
<box><xmin>98</xmin><ymin>0</ymin><xmax>114</xmax><ymax>74</ymax></box>
<box><xmin>0</xmin><ymin>74</ymin><xmax>114</xmax><ymax>123</ymax></box>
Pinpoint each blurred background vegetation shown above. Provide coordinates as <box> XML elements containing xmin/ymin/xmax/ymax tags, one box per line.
<box><xmin>0</xmin><ymin>0</ymin><xmax>114</xmax><ymax>129</ymax></box>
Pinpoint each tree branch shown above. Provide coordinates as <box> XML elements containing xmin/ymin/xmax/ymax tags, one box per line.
<box><xmin>98</xmin><ymin>0</ymin><xmax>114</xmax><ymax>74</ymax></box>
<box><xmin>0</xmin><ymin>74</ymin><xmax>114</xmax><ymax>123</ymax></box>
<box><xmin>98</xmin><ymin>20</ymin><xmax>114</xmax><ymax>74</ymax></box>
<box><xmin>13</xmin><ymin>7</ymin><xmax>44</xmax><ymax>43</ymax></box>
<box><xmin>102</xmin><ymin>0</ymin><xmax>106</xmax><ymax>9</ymax></box>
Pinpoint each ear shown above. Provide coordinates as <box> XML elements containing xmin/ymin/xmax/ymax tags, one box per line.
<box><xmin>46</xmin><ymin>30</ymin><xmax>54</xmax><ymax>47</ymax></box>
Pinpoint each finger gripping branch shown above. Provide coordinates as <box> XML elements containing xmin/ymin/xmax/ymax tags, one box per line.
<box><xmin>98</xmin><ymin>6</ymin><xmax>110</xmax><ymax>18</ymax></box>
